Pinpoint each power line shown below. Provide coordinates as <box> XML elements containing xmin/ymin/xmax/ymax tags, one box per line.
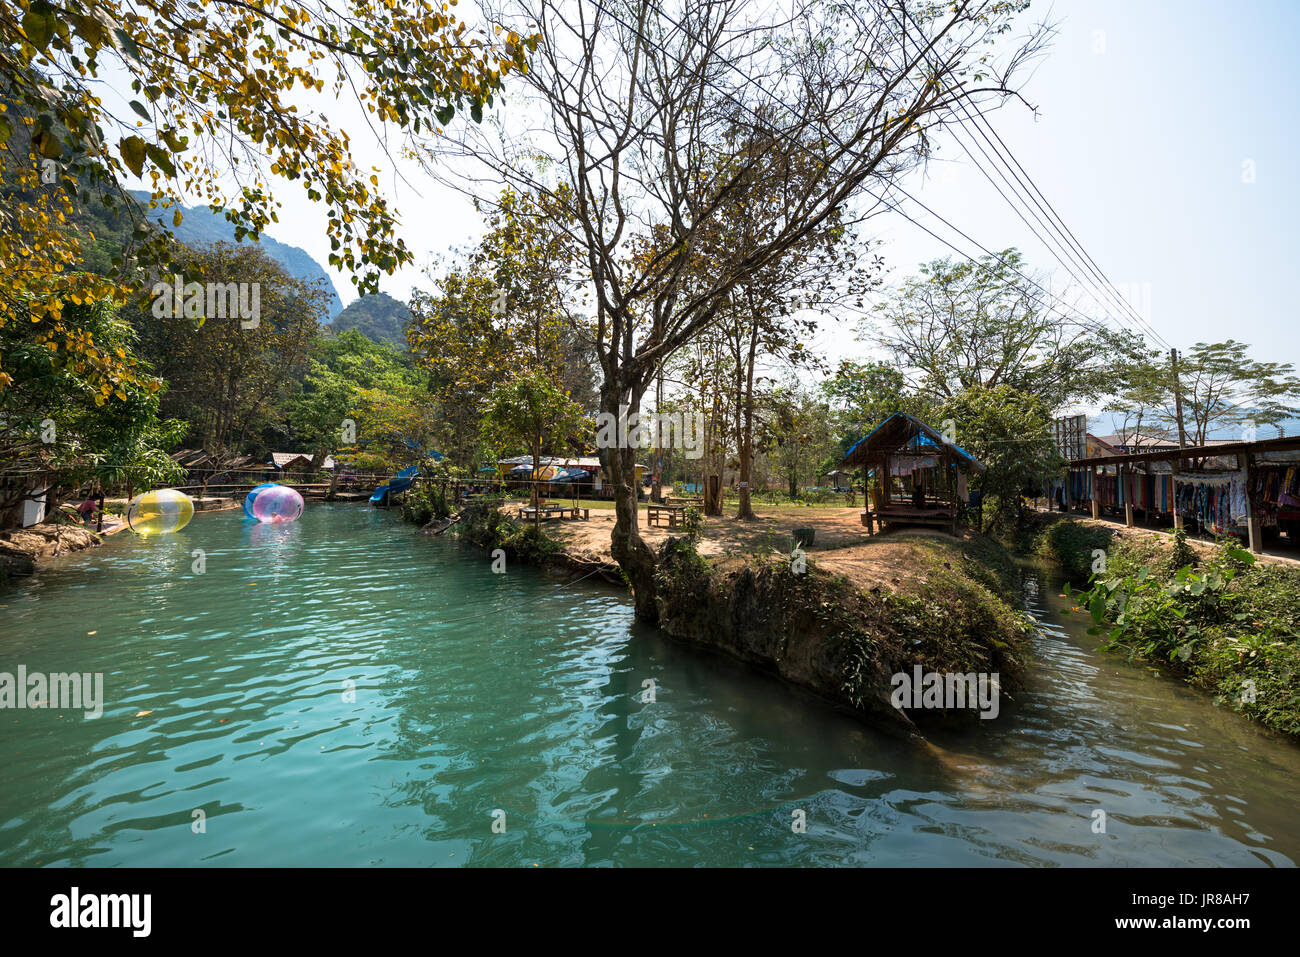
<box><xmin>958</xmin><ymin>99</ymin><xmax>1169</xmax><ymax>346</ymax></box>
<box><xmin>882</xmin><ymin>3</ymin><xmax>1169</xmax><ymax>349</ymax></box>
<box><xmin>944</xmin><ymin>104</ymin><xmax>1166</xmax><ymax>346</ymax></box>
<box><xmin>956</xmin><ymin>100</ymin><xmax>1170</xmax><ymax>345</ymax></box>
<box><xmin>582</xmin><ymin>0</ymin><xmax>1143</xmax><ymax>347</ymax></box>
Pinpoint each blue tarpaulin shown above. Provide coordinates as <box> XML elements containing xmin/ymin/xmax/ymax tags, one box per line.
<box><xmin>841</xmin><ymin>412</ymin><xmax>983</xmax><ymax>471</ymax></box>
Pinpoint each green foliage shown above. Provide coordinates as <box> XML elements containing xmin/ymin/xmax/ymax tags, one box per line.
<box><xmin>457</xmin><ymin>501</ymin><xmax>560</xmax><ymax>563</ymax></box>
<box><xmin>122</xmin><ymin>241</ymin><xmax>325</xmax><ymax>454</ymax></box>
<box><xmin>821</xmin><ymin>358</ymin><xmax>932</xmax><ymax>461</ymax></box>
<box><xmin>1067</xmin><ymin>539</ymin><xmax>1300</xmax><ymax>736</ymax></box>
<box><xmin>761</xmin><ymin>380</ymin><xmax>836</xmax><ymax>497</ymax></box>
<box><xmin>285</xmin><ymin>328</ymin><xmax>426</xmax><ymax>469</ymax></box>
<box><xmin>680</xmin><ymin>505</ymin><xmax>703</xmax><ymax>544</ymax></box>
<box><xmin>656</xmin><ymin>533</ymin><xmax>713</xmax><ymax>594</ymax></box>
<box><xmin>407</xmin><ymin>188</ymin><xmax>598</xmax><ymax>469</ymax></box>
<box><xmin>0</xmin><ymin>297</ymin><xmax>185</xmax><ymax>508</ymax></box>
<box><xmin>1168</xmin><ymin>525</ymin><xmax>1198</xmax><ymax>573</ymax></box>
<box><xmin>866</xmin><ymin>249</ymin><xmax>1144</xmax><ymax>409</ymax></box>
<box><xmin>402</xmin><ymin>481</ymin><xmax>449</xmax><ymax>526</ymax></box>
<box><xmin>401</xmin><ymin>459</ymin><xmax>465</xmax><ymax>525</ymax></box>
<box><xmin>1036</xmin><ymin>520</ymin><xmax>1114</xmax><ymax>587</ymax></box>
<box><xmin>939</xmin><ymin>384</ymin><xmax>1060</xmax><ymax>534</ymax></box>
<box><xmin>1110</xmin><ymin>341</ymin><xmax>1300</xmax><ymax>447</ymax></box>
<box><xmin>479</xmin><ymin>369</ymin><xmax>589</xmax><ymax>466</ymax></box>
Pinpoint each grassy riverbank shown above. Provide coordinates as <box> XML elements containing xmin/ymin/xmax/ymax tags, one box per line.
<box><xmin>1034</xmin><ymin>515</ymin><xmax>1300</xmax><ymax>739</ymax></box>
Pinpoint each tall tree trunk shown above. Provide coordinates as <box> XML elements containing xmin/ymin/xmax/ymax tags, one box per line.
<box><xmin>531</xmin><ymin>445</ymin><xmax>541</xmax><ymax>533</ymax></box>
<box><xmin>704</xmin><ymin>395</ymin><xmax>723</xmax><ymax>516</ymax></box>
<box><xmin>736</xmin><ymin>303</ymin><xmax>760</xmax><ymax>520</ymax></box>
<box><xmin>601</xmin><ymin>385</ymin><xmax>660</xmax><ymax>623</ymax></box>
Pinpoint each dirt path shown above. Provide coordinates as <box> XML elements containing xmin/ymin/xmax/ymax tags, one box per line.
<box><xmin>543</xmin><ymin>504</ymin><xmax>862</xmax><ymax>560</ymax></box>
<box><xmin>1043</xmin><ymin>509</ymin><xmax>1300</xmax><ymax>568</ymax></box>
<box><xmin>543</xmin><ymin>503</ymin><xmax>965</xmax><ymax>593</ymax></box>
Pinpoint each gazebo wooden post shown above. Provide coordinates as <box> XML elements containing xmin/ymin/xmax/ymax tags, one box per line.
<box><xmin>861</xmin><ymin>464</ymin><xmax>869</xmax><ymax>531</ymax></box>
<box><xmin>948</xmin><ymin>459</ymin><xmax>958</xmax><ymax>534</ymax></box>
<box><xmin>1090</xmin><ymin>465</ymin><xmax>1100</xmax><ymax>519</ymax></box>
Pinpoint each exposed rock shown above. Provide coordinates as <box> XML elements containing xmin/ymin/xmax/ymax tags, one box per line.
<box><xmin>652</xmin><ymin>536</ymin><xmax>1031</xmax><ymax>734</ymax></box>
<box><xmin>0</xmin><ymin>523</ymin><xmax>103</xmax><ymax>581</ymax></box>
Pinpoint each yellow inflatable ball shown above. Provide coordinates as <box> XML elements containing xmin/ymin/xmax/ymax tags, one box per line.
<box><xmin>125</xmin><ymin>489</ymin><xmax>195</xmax><ymax>535</ymax></box>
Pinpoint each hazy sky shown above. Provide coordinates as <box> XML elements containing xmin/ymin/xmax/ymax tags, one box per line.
<box><xmin>241</xmin><ymin>1</ymin><xmax>1296</xmax><ymax>421</ymax></box>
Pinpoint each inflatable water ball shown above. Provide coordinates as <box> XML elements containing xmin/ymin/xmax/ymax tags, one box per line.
<box><xmin>250</xmin><ymin>484</ymin><xmax>304</xmax><ymax>523</ymax></box>
<box><xmin>242</xmin><ymin>482</ymin><xmax>281</xmax><ymax>519</ymax></box>
<box><xmin>125</xmin><ymin>489</ymin><xmax>195</xmax><ymax>535</ymax></box>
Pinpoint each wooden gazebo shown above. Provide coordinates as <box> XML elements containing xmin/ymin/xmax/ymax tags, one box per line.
<box><xmin>840</xmin><ymin>413</ymin><xmax>984</xmax><ymax>534</ymax></box>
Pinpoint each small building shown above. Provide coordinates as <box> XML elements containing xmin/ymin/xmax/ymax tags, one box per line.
<box><xmin>171</xmin><ymin>449</ymin><xmax>267</xmax><ymax>486</ymax></box>
<box><xmin>270</xmin><ymin>452</ymin><xmax>334</xmax><ymax>474</ymax></box>
<box><xmin>840</xmin><ymin>412</ymin><xmax>984</xmax><ymax>534</ymax></box>
<box><xmin>823</xmin><ymin>469</ymin><xmax>853</xmax><ymax>491</ymax></box>
<box><xmin>495</xmin><ymin>455</ymin><xmax>643</xmax><ymax>497</ymax></box>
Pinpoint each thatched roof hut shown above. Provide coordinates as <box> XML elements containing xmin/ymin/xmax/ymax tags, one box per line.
<box><xmin>840</xmin><ymin>413</ymin><xmax>983</xmax><ymax>533</ymax></box>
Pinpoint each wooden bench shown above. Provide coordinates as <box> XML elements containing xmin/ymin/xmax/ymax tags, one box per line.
<box><xmin>520</xmin><ymin>505</ymin><xmax>562</xmax><ymax>522</ymax></box>
<box><xmin>862</xmin><ymin>507</ymin><xmax>956</xmax><ymax>534</ymax></box>
<box><xmin>665</xmin><ymin>495</ymin><xmax>704</xmax><ymax>508</ymax></box>
<box><xmin>520</xmin><ymin>505</ymin><xmax>589</xmax><ymax>521</ymax></box>
<box><xmin>647</xmin><ymin>503</ymin><xmax>685</xmax><ymax>528</ymax></box>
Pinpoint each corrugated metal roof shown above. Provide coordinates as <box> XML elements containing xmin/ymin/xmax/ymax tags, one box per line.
<box><xmin>270</xmin><ymin>453</ymin><xmax>334</xmax><ymax>469</ymax></box>
<box><xmin>498</xmin><ymin>455</ymin><xmax>602</xmax><ymax>469</ymax></box>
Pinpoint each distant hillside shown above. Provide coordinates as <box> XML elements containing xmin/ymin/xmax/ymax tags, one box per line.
<box><xmin>130</xmin><ymin>190</ymin><xmax>343</xmax><ymax>319</ymax></box>
<box><xmin>329</xmin><ymin>292</ymin><xmax>412</xmax><ymax>346</ymax></box>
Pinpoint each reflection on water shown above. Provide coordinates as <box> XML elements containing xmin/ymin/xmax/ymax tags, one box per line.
<box><xmin>0</xmin><ymin>506</ymin><xmax>1296</xmax><ymax>866</ymax></box>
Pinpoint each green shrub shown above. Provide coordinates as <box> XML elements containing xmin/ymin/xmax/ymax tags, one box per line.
<box><xmin>1036</xmin><ymin>520</ymin><xmax>1114</xmax><ymax>587</ymax></box>
<box><xmin>1167</xmin><ymin>525</ymin><xmax>1198</xmax><ymax>573</ymax></box>
<box><xmin>1067</xmin><ymin>540</ymin><xmax>1300</xmax><ymax>737</ymax></box>
<box><xmin>681</xmin><ymin>505</ymin><xmax>702</xmax><ymax>544</ymax></box>
<box><xmin>401</xmin><ymin>482</ymin><xmax>451</xmax><ymax>525</ymax></box>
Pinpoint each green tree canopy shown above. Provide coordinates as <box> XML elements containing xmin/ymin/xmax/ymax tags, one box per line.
<box><xmin>867</xmin><ymin>250</ymin><xmax>1145</xmax><ymax>410</ymax></box>
<box><xmin>938</xmin><ymin>384</ymin><xmax>1060</xmax><ymax>533</ymax></box>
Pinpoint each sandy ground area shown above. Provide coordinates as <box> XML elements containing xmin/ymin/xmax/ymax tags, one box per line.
<box><xmin>543</xmin><ymin>504</ymin><xmax>862</xmax><ymax>559</ymax></box>
<box><xmin>540</xmin><ymin>503</ymin><xmax>962</xmax><ymax>593</ymax></box>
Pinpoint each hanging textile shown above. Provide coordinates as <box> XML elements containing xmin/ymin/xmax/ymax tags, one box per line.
<box><xmin>889</xmin><ymin>455</ymin><xmax>936</xmax><ymax>476</ymax></box>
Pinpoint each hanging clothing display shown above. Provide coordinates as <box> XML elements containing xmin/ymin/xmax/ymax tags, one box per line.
<box><xmin>1172</xmin><ymin>470</ymin><xmax>1245</xmax><ymax>534</ymax></box>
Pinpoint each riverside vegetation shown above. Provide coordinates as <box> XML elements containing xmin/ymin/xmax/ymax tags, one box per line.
<box><xmin>1039</xmin><ymin>518</ymin><xmax>1300</xmax><ymax>739</ymax></box>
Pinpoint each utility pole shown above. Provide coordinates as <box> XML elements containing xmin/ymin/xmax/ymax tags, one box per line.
<box><xmin>1171</xmin><ymin>347</ymin><xmax>1187</xmax><ymax>529</ymax></box>
<box><xmin>1170</xmin><ymin>347</ymin><xmax>1188</xmax><ymax>450</ymax></box>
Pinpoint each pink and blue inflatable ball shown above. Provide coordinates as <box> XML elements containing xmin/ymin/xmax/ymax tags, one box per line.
<box><xmin>250</xmin><ymin>484</ymin><xmax>304</xmax><ymax>523</ymax></box>
<box><xmin>242</xmin><ymin>483</ymin><xmax>280</xmax><ymax>519</ymax></box>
